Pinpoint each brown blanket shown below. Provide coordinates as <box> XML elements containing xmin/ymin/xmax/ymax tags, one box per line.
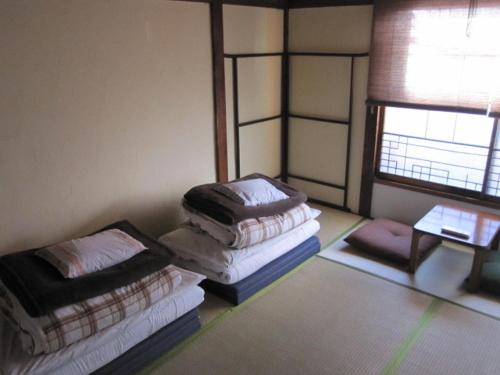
<box><xmin>184</xmin><ymin>174</ymin><xmax>307</xmax><ymax>225</ymax></box>
<box><xmin>0</xmin><ymin>221</ymin><xmax>171</xmax><ymax>317</ymax></box>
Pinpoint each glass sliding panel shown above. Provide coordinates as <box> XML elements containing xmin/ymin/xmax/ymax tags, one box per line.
<box><xmin>379</xmin><ymin>107</ymin><xmax>494</xmax><ymax>192</ymax></box>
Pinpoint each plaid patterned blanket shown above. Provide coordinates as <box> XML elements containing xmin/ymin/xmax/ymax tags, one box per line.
<box><xmin>0</xmin><ymin>265</ymin><xmax>182</xmax><ymax>354</ymax></box>
<box><xmin>233</xmin><ymin>203</ymin><xmax>314</xmax><ymax>248</ymax></box>
<box><xmin>185</xmin><ymin>203</ymin><xmax>316</xmax><ymax>249</ymax></box>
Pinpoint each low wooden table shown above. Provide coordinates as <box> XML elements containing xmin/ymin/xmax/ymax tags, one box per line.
<box><xmin>409</xmin><ymin>204</ymin><xmax>500</xmax><ymax>292</ymax></box>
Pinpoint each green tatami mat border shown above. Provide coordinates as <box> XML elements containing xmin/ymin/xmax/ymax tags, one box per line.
<box><xmin>140</xmin><ymin>256</ymin><xmax>319</xmax><ymax>374</ymax></box>
<box><xmin>380</xmin><ymin>299</ymin><xmax>443</xmax><ymax>375</ymax></box>
<box><xmin>319</xmin><ymin>217</ymin><xmax>366</xmax><ymax>252</ymax></box>
<box><xmin>138</xmin><ymin>218</ymin><xmax>365</xmax><ymax>375</ymax></box>
<box><xmin>317</xmin><ymin>233</ymin><xmax>500</xmax><ymax>322</ymax></box>
<box><xmin>140</xmin><ymin>216</ymin><xmax>365</xmax><ymax>374</ymax></box>
<box><xmin>317</xmin><ymin>254</ymin><xmax>500</xmax><ymax>322</ymax></box>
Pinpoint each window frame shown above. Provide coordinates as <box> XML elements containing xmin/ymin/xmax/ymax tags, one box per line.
<box><xmin>374</xmin><ymin>106</ymin><xmax>500</xmax><ymax>209</ymax></box>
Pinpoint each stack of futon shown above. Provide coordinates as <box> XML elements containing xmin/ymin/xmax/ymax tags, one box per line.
<box><xmin>160</xmin><ymin>174</ymin><xmax>321</xmax><ymax>304</ymax></box>
<box><xmin>0</xmin><ymin>221</ymin><xmax>205</xmax><ymax>375</ymax></box>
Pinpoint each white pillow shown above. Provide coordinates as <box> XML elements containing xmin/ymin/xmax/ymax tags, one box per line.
<box><xmin>36</xmin><ymin>229</ymin><xmax>147</xmax><ymax>278</ymax></box>
<box><xmin>224</xmin><ymin>178</ymin><xmax>289</xmax><ymax>206</ymax></box>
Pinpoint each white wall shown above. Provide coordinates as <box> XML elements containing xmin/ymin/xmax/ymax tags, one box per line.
<box><xmin>288</xmin><ymin>5</ymin><xmax>373</xmax><ymax>213</ymax></box>
<box><xmin>288</xmin><ymin>6</ymin><xmax>373</xmax><ymax>53</ymax></box>
<box><xmin>0</xmin><ymin>0</ymin><xmax>215</xmax><ymax>254</ymax></box>
<box><xmin>223</xmin><ymin>5</ymin><xmax>284</xmax><ymax>180</ymax></box>
<box><xmin>371</xmin><ymin>183</ymin><xmax>500</xmax><ymax>224</ymax></box>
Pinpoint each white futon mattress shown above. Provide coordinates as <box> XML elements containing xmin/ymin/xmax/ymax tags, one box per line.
<box><xmin>0</xmin><ymin>269</ymin><xmax>205</xmax><ymax>375</ymax></box>
<box><xmin>168</xmin><ymin>219</ymin><xmax>320</xmax><ymax>284</ymax></box>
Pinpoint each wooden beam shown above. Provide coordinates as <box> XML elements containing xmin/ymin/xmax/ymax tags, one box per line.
<box><xmin>289</xmin><ymin>51</ymin><xmax>369</xmax><ymax>57</ymax></box>
<box><xmin>307</xmin><ymin>198</ymin><xmax>352</xmax><ymax>212</ymax></box>
<box><xmin>232</xmin><ymin>58</ymin><xmax>241</xmax><ymax>179</ymax></box>
<box><xmin>172</xmin><ymin>0</ymin><xmax>286</xmax><ymax>8</ymax></box>
<box><xmin>281</xmin><ymin>5</ymin><xmax>289</xmax><ymax>182</ymax></box>
<box><xmin>358</xmin><ymin>106</ymin><xmax>380</xmax><ymax>218</ymax></box>
<box><xmin>343</xmin><ymin>57</ymin><xmax>354</xmax><ymax>208</ymax></box>
<box><xmin>210</xmin><ymin>0</ymin><xmax>229</xmax><ymax>182</ymax></box>
<box><xmin>289</xmin><ymin>0</ymin><xmax>373</xmax><ymax>8</ymax></box>
<box><xmin>170</xmin><ymin>0</ymin><xmax>211</xmax><ymax>3</ymax></box>
<box><xmin>223</xmin><ymin>0</ymin><xmax>286</xmax><ymax>8</ymax></box>
<box><xmin>288</xmin><ymin>174</ymin><xmax>346</xmax><ymax>190</ymax></box>
<box><xmin>224</xmin><ymin>52</ymin><xmax>284</xmax><ymax>58</ymax></box>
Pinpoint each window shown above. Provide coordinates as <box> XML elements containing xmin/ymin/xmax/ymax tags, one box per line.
<box><xmin>377</xmin><ymin>107</ymin><xmax>499</xmax><ymax>202</ymax></box>
<box><xmin>367</xmin><ymin>0</ymin><xmax>500</xmax><ymax>116</ymax></box>
<box><xmin>364</xmin><ymin>0</ymin><xmax>500</xmax><ymax>208</ymax></box>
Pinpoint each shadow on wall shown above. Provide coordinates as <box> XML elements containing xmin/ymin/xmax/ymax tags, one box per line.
<box><xmin>1</xmin><ymin>196</ymin><xmax>184</xmax><ymax>255</ymax></box>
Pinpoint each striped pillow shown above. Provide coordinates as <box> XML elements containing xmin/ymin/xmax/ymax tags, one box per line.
<box><xmin>36</xmin><ymin>229</ymin><xmax>147</xmax><ymax>278</ymax></box>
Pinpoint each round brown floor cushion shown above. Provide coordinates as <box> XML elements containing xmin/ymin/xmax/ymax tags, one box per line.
<box><xmin>344</xmin><ymin>218</ymin><xmax>441</xmax><ymax>266</ymax></box>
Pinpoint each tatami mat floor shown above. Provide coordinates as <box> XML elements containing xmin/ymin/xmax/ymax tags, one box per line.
<box><xmin>309</xmin><ymin>203</ymin><xmax>363</xmax><ymax>247</ymax></box>
<box><xmin>145</xmin><ymin>259</ymin><xmax>434</xmax><ymax>375</ymax></box>
<box><xmin>198</xmin><ymin>203</ymin><xmax>363</xmax><ymax>325</ymax></box>
<box><xmin>141</xmin><ymin>205</ymin><xmax>500</xmax><ymax>375</ymax></box>
<box><xmin>319</xmin><ymin>219</ymin><xmax>500</xmax><ymax>319</ymax></box>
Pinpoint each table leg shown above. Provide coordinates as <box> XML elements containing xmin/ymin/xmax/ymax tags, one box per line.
<box><xmin>409</xmin><ymin>230</ymin><xmax>422</xmax><ymax>274</ymax></box>
<box><xmin>467</xmin><ymin>247</ymin><xmax>487</xmax><ymax>292</ymax></box>
<box><xmin>492</xmin><ymin>232</ymin><xmax>499</xmax><ymax>251</ymax></box>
